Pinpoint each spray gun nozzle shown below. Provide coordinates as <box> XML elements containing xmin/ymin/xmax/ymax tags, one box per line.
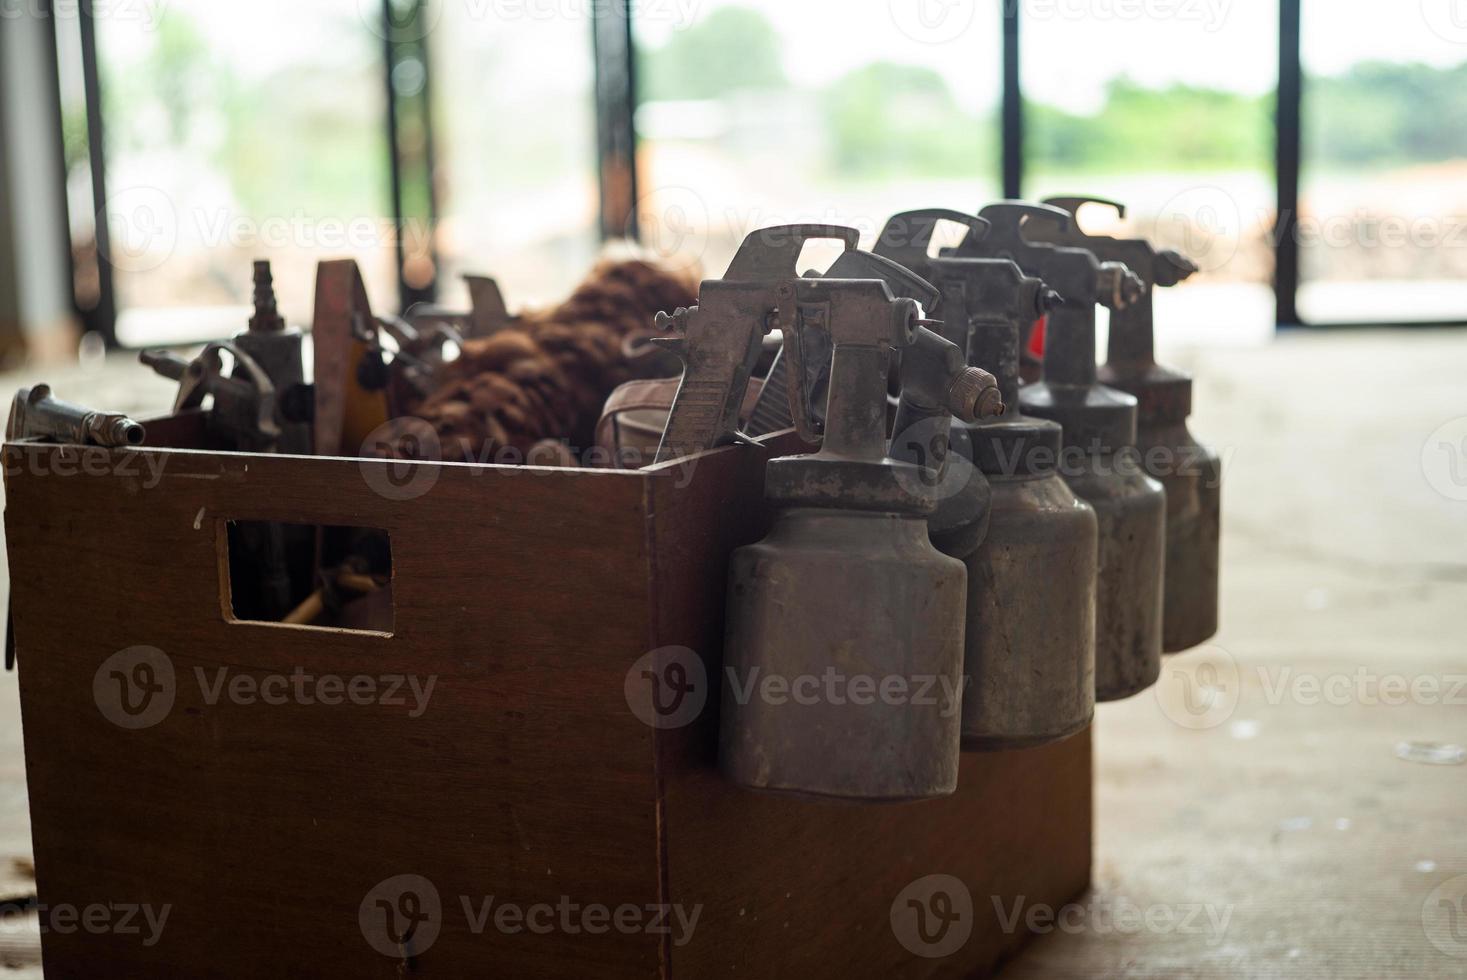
<box><xmin>947</xmin><ymin>367</ymin><xmax>1004</xmax><ymax>423</ymax></box>
<box><xmin>1097</xmin><ymin>262</ymin><xmax>1146</xmax><ymax>311</ymax></box>
<box><xmin>1156</xmin><ymin>250</ymin><xmax>1200</xmax><ymax>288</ymax></box>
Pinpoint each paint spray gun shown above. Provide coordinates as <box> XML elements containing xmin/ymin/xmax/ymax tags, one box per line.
<box><xmin>821</xmin><ymin>244</ymin><xmax>1003</xmax><ymax>559</ymax></box>
<box><xmin>1029</xmin><ymin>196</ymin><xmax>1217</xmax><ymax>654</ymax></box>
<box><xmin>957</xmin><ymin>202</ymin><xmax>1165</xmax><ymax>703</ymax></box>
<box><xmin>720</xmin><ymin>256</ymin><xmax>1000</xmax><ymax>803</ymax></box>
<box><xmin>652</xmin><ymin>225</ymin><xmax>863</xmax><ymax>463</ymax></box>
<box><xmin>875</xmin><ymin>208</ymin><xmax>1098</xmax><ymax>749</ymax></box>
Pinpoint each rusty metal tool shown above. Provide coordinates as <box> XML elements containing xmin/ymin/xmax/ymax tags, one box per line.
<box><xmin>653</xmin><ymin>225</ymin><xmax>861</xmax><ymax>463</ymax></box>
<box><xmin>1031</xmin><ymin>196</ymin><xmax>1218</xmax><ymax>653</ymax></box>
<box><xmin>953</xmin><ymin>202</ymin><xmax>1142</xmax><ymax>383</ymax></box>
<box><xmin>6</xmin><ymin>385</ymin><xmax>145</xmax><ymax>447</ymax></box>
<box><xmin>721</xmin><ymin>268</ymin><xmax>993</xmax><ymax>803</ymax></box>
<box><xmin>5</xmin><ymin>384</ymin><xmax>148</xmax><ymax>671</ymax></box>
<box><xmin>958</xmin><ymin>202</ymin><xmax>1165</xmax><ymax>702</ymax></box>
<box><xmin>876</xmin><ymin>209</ymin><xmax>1097</xmax><ymax>749</ymax></box>
<box><xmin>230</xmin><ymin>261</ymin><xmax>311</xmax><ymax>455</ymax></box>
<box><xmin>140</xmin><ymin>343</ymin><xmax>282</xmax><ymax>453</ymax></box>
<box><xmin>822</xmin><ymin>243</ymin><xmax>1002</xmax><ymax>558</ymax></box>
<box><xmin>401</xmin><ymin>274</ymin><xmax>513</xmax><ymax>340</ymax></box>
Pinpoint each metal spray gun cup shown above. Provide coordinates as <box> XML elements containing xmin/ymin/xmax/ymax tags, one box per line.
<box><xmin>877</xmin><ymin>209</ymin><xmax>1098</xmax><ymax>748</ymax></box>
<box><xmin>956</xmin><ymin>202</ymin><xmax>1166</xmax><ymax>702</ymax></box>
<box><xmin>720</xmin><ymin>271</ymin><xmax>995</xmax><ymax>802</ymax></box>
<box><xmin>1030</xmin><ymin>197</ymin><xmax>1218</xmax><ymax>654</ymax></box>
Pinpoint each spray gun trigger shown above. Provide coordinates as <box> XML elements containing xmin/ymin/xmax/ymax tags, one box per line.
<box><xmin>649</xmin><ymin>335</ymin><xmax>688</xmax><ymax>358</ymax></box>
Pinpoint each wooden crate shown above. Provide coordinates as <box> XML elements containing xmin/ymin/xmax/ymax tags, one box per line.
<box><xmin>3</xmin><ymin>417</ymin><xmax>1090</xmax><ymax>978</ymax></box>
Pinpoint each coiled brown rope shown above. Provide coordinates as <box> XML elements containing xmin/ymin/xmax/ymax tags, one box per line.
<box><xmin>378</xmin><ymin>257</ymin><xmax>697</xmax><ymax>463</ymax></box>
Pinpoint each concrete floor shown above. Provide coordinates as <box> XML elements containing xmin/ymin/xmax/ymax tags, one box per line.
<box><xmin>1</xmin><ymin>330</ymin><xmax>1464</xmax><ymax>977</ymax></box>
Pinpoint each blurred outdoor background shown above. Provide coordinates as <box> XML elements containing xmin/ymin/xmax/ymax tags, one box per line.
<box><xmin>5</xmin><ymin>0</ymin><xmax>1466</xmax><ymax>356</ymax></box>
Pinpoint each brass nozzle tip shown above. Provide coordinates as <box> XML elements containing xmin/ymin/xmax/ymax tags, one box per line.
<box><xmin>948</xmin><ymin>368</ymin><xmax>1004</xmax><ymax>423</ymax></box>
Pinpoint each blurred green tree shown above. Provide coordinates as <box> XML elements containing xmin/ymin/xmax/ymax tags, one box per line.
<box><xmin>822</xmin><ymin>62</ymin><xmax>994</xmax><ymax>178</ymax></box>
<box><xmin>639</xmin><ymin>7</ymin><xmax>787</xmax><ymax>101</ymax></box>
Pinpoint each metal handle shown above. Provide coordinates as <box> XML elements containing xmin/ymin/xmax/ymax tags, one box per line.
<box><xmin>873</xmin><ymin>209</ymin><xmax>991</xmax><ymax>271</ymax></box>
<box><xmin>139</xmin><ymin>349</ymin><xmax>190</xmax><ymax>382</ymax></box>
<box><xmin>978</xmin><ymin>201</ymin><xmax>1074</xmax><ymax>233</ymax></box>
<box><xmin>724</xmin><ymin>224</ymin><xmax>860</xmax><ymax>280</ymax></box>
<box><xmin>1043</xmin><ymin>196</ymin><xmax>1127</xmax><ymax>222</ymax></box>
<box><xmin>824</xmin><ymin>248</ymin><xmax>942</xmax><ymax>314</ymax></box>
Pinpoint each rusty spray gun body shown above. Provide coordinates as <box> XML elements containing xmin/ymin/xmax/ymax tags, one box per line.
<box><xmin>1028</xmin><ymin>196</ymin><xmax>1217</xmax><ymax>653</ymax></box>
<box><xmin>954</xmin><ymin>202</ymin><xmax>1165</xmax><ymax>703</ymax></box>
<box><xmin>139</xmin><ymin>262</ymin><xmax>310</xmax><ymax>455</ymax></box>
<box><xmin>820</xmin><ymin>246</ymin><xmax>999</xmax><ymax>560</ymax></box>
<box><xmin>680</xmin><ymin>226</ymin><xmax>1000</xmax><ymax>802</ymax></box>
<box><xmin>876</xmin><ymin>209</ymin><xmax>1097</xmax><ymax>748</ymax></box>
<box><xmin>653</xmin><ymin>225</ymin><xmax>862</xmax><ymax>463</ymax></box>
<box><xmin>739</xmin><ymin>241</ymin><xmax>999</xmax><ymax>558</ymax></box>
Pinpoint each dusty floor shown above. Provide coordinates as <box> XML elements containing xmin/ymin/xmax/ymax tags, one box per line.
<box><xmin>0</xmin><ymin>330</ymin><xmax>1464</xmax><ymax>978</ymax></box>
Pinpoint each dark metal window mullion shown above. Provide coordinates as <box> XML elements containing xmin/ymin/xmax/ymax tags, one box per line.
<box><xmin>1001</xmin><ymin>1</ymin><xmax>1023</xmax><ymax>199</ymax></box>
<box><xmin>78</xmin><ymin>0</ymin><xmax>118</xmax><ymax>346</ymax></box>
<box><xmin>382</xmin><ymin>0</ymin><xmax>439</xmax><ymax>312</ymax></box>
<box><xmin>1275</xmin><ymin>0</ymin><xmax>1302</xmax><ymax>328</ymax></box>
<box><xmin>592</xmin><ymin>0</ymin><xmax>639</xmax><ymax>241</ymax></box>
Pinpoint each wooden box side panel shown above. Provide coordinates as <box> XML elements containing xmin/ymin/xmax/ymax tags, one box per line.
<box><xmin>665</xmin><ymin>736</ymin><xmax>1092</xmax><ymax>978</ymax></box>
<box><xmin>4</xmin><ymin>444</ymin><xmax>667</xmax><ymax>978</ymax></box>
<box><xmin>645</xmin><ymin>442</ymin><xmax>1094</xmax><ymax>978</ymax></box>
